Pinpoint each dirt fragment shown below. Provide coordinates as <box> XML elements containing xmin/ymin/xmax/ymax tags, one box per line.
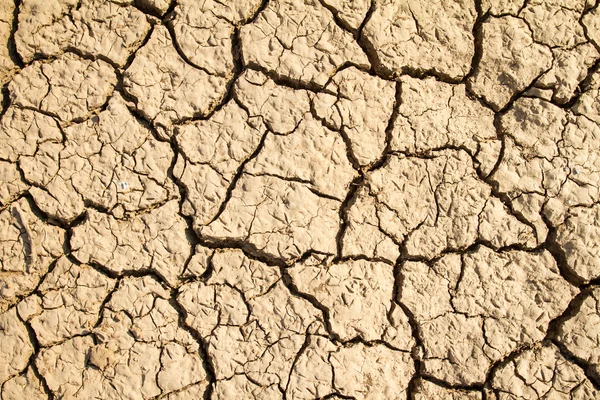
<box><xmin>400</xmin><ymin>246</ymin><xmax>576</xmax><ymax>385</ymax></box>
<box><xmin>15</xmin><ymin>0</ymin><xmax>151</xmax><ymax>67</ymax></box>
<box><xmin>9</xmin><ymin>53</ymin><xmax>117</xmax><ymax>122</ymax></box>
<box><xmin>123</xmin><ymin>25</ymin><xmax>229</xmax><ymax>133</ymax></box>
<box><xmin>36</xmin><ymin>275</ymin><xmax>209</xmax><ymax>399</ymax></box>
<box><xmin>362</xmin><ymin>0</ymin><xmax>476</xmax><ymax>80</ymax></box>
<box><xmin>240</xmin><ymin>0</ymin><xmax>369</xmax><ymax>87</ymax></box>
<box><xmin>468</xmin><ymin>16</ymin><xmax>553</xmax><ymax>111</ymax></box>
<box><xmin>487</xmin><ymin>343</ymin><xmax>600</xmax><ymax>399</ymax></box>
<box><xmin>70</xmin><ymin>200</ymin><xmax>191</xmax><ymax>286</ymax></box>
<box><xmin>556</xmin><ymin>288</ymin><xmax>600</xmax><ymax>383</ymax></box>
<box><xmin>0</xmin><ymin>198</ymin><xmax>64</xmax><ymax>312</ymax></box>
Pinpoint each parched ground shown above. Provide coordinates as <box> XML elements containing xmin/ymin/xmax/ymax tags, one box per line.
<box><xmin>1</xmin><ymin>0</ymin><xmax>600</xmax><ymax>399</ymax></box>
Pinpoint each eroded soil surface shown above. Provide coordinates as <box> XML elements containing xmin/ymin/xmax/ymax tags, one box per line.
<box><xmin>1</xmin><ymin>0</ymin><xmax>600</xmax><ymax>399</ymax></box>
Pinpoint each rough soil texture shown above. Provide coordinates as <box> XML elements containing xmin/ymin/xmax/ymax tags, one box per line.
<box><xmin>1</xmin><ymin>0</ymin><xmax>600</xmax><ymax>399</ymax></box>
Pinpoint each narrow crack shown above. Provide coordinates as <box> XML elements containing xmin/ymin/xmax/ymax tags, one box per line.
<box><xmin>7</xmin><ymin>0</ymin><xmax>24</xmax><ymax>69</ymax></box>
<box><xmin>280</xmin><ymin>266</ymin><xmax>341</xmax><ymax>343</ymax></box>
<box><xmin>462</xmin><ymin>0</ymin><xmax>487</xmax><ymax>86</ymax></box>
<box><xmin>169</xmin><ymin>291</ymin><xmax>217</xmax><ymax>400</ymax></box>
<box><xmin>17</xmin><ymin>311</ymin><xmax>55</xmax><ymax>400</ymax></box>
<box><xmin>202</xmin><ymin>129</ymin><xmax>269</xmax><ymax>226</ymax></box>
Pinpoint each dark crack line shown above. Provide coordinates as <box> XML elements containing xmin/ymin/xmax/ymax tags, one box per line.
<box><xmin>317</xmin><ymin>0</ymin><xmax>358</xmax><ymax>35</ymax></box>
<box><xmin>121</xmin><ymin>23</ymin><xmax>156</xmax><ymax>72</ymax></box>
<box><xmin>541</xmin><ymin>213</ymin><xmax>587</xmax><ymax>287</ymax></box>
<box><xmin>8</xmin><ymin>0</ymin><xmax>24</xmax><ymax>69</ymax></box>
<box><xmin>280</xmin><ymin>266</ymin><xmax>341</xmax><ymax>343</ymax></box>
<box><xmin>462</xmin><ymin>0</ymin><xmax>487</xmax><ymax>86</ymax></box>
<box><xmin>202</xmin><ymin>129</ymin><xmax>269</xmax><ymax>227</ymax></box>
<box><xmin>132</xmin><ymin>0</ymin><xmax>175</xmax><ymax>19</ymax></box>
<box><xmin>15</xmin><ymin>302</ymin><xmax>56</xmax><ymax>399</ymax></box>
<box><xmin>169</xmin><ymin>290</ymin><xmax>217</xmax><ymax>400</ymax></box>
<box><xmin>163</xmin><ymin>20</ymin><xmax>226</xmax><ymax>78</ymax></box>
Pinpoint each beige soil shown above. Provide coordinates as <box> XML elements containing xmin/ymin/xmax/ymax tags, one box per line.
<box><xmin>1</xmin><ymin>0</ymin><xmax>600</xmax><ymax>399</ymax></box>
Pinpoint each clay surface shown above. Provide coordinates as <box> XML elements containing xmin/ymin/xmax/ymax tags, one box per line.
<box><xmin>1</xmin><ymin>0</ymin><xmax>600</xmax><ymax>398</ymax></box>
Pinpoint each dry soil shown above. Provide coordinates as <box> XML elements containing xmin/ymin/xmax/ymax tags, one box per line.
<box><xmin>1</xmin><ymin>0</ymin><xmax>600</xmax><ymax>399</ymax></box>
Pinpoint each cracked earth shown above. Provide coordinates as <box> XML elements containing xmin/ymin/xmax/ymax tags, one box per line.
<box><xmin>1</xmin><ymin>0</ymin><xmax>600</xmax><ymax>399</ymax></box>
